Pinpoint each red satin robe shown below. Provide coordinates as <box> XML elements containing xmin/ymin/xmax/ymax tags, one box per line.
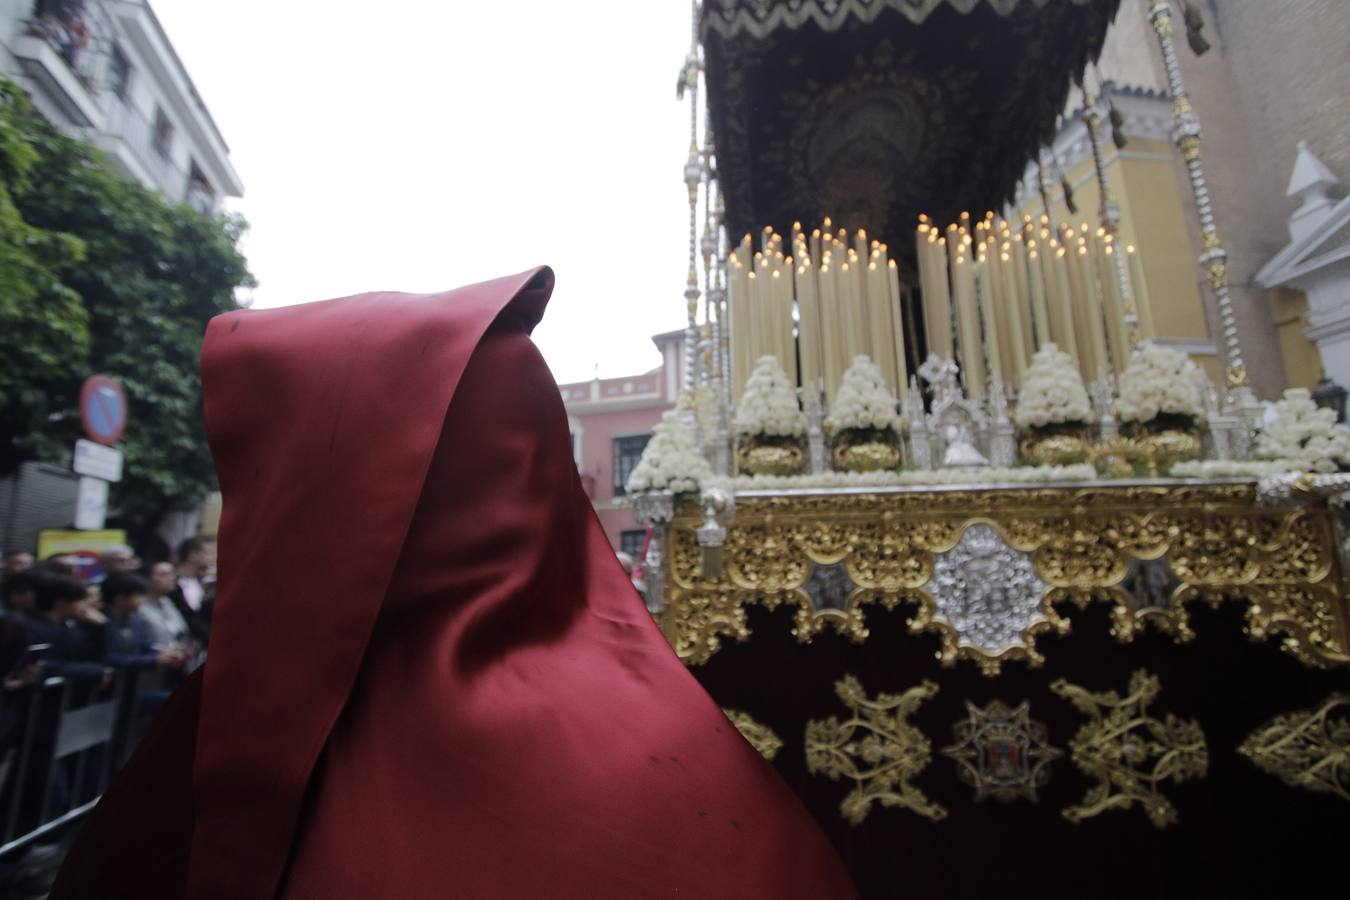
<box><xmin>51</xmin><ymin>268</ymin><xmax>857</xmax><ymax>899</ymax></box>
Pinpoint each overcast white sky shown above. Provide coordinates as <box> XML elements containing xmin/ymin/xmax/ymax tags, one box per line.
<box><xmin>150</xmin><ymin>0</ymin><xmax>696</xmax><ymax>384</ymax></box>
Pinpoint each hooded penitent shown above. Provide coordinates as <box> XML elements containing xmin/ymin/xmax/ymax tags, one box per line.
<box><xmin>51</xmin><ymin>268</ymin><xmax>857</xmax><ymax>899</ymax></box>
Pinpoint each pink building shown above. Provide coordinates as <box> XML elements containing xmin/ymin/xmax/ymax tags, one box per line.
<box><xmin>558</xmin><ymin>330</ymin><xmax>685</xmax><ymax>555</ymax></box>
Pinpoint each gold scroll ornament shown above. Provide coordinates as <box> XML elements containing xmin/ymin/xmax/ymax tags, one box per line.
<box><xmin>1051</xmin><ymin>669</ymin><xmax>1208</xmax><ymax>828</ymax></box>
<box><xmin>805</xmin><ymin>675</ymin><xmax>945</xmax><ymax>824</ymax></box>
<box><xmin>722</xmin><ymin>708</ymin><xmax>784</xmax><ymax>761</ymax></box>
<box><xmin>1239</xmin><ymin>693</ymin><xmax>1350</xmax><ymax>804</ymax></box>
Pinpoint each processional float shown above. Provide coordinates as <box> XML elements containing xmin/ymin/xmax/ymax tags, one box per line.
<box><xmin>628</xmin><ymin>3</ymin><xmax>1349</xmax><ymax>896</ymax></box>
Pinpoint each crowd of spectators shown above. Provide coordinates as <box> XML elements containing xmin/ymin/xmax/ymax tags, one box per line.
<box><xmin>0</xmin><ymin>538</ymin><xmax>212</xmax><ymax>702</ymax></box>
<box><xmin>0</xmin><ymin>538</ymin><xmax>214</xmax><ymax>895</ymax></box>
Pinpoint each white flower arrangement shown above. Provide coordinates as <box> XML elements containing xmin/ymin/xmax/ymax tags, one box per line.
<box><xmin>824</xmin><ymin>355</ymin><xmax>903</xmax><ymax>435</ymax></box>
<box><xmin>1252</xmin><ymin>388</ymin><xmax>1350</xmax><ymax>473</ymax></box>
<box><xmin>1115</xmin><ymin>342</ymin><xmax>1204</xmax><ymax>426</ymax></box>
<box><xmin>1014</xmin><ymin>343</ymin><xmax>1093</xmax><ymax>430</ymax></box>
<box><xmin>1170</xmin><ymin>459</ymin><xmax>1299</xmax><ymax>479</ymax></box>
<box><xmin>624</xmin><ymin>407</ymin><xmax>713</xmax><ymax>496</ymax></box>
<box><xmin>732</xmin><ymin>356</ymin><xmax>807</xmax><ymax>438</ymax></box>
<box><xmin>707</xmin><ymin>463</ymin><xmax>1097</xmax><ymax>492</ymax></box>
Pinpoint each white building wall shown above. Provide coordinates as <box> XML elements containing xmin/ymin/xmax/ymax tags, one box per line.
<box><xmin>0</xmin><ymin>0</ymin><xmax>241</xmax><ymax>209</ymax></box>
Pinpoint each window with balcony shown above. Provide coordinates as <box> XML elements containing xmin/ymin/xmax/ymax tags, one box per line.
<box><xmin>31</xmin><ymin>0</ymin><xmax>91</xmax><ymax>69</ymax></box>
<box><xmin>611</xmin><ymin>434</ymin><xmax>651</xmax><ymax>498</ymax></box>
<box><xmin>152</xmin><ymin>106</ymin><xmax>173</xmax><ymax>160</ymax></box>
<box><xmin>186</xmin><ymin>162</ymin><xmax>216</xmax><ymax>215</ymax></box>
<box><xmin>109</xmin><ymin>43</ymin><xmax>131</xmax><ymax>100</ymax></box>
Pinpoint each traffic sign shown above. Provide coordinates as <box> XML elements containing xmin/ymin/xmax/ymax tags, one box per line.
<box><xmin>80</xmin><ymin>375</ymin><xmax>127</xmax><ymax>445</ymax></box>
<box><xmin>73</xmin><ymin>439</ymin><xmax>123</xmax><ymax>482</ymax></box>
<box><xmin>74</xmin><ymin>476</ymin><xmax>109</xmax><ymax>530</ymax></box>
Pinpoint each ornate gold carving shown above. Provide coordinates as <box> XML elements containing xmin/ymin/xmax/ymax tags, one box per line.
<box><xmin>1178</xmin><ymin>134</ymin><xmax>1202</xmax><ymax>162</ymax></box>
<box><xmin>805</xmin><ymin>676</ymin><xmax>945</xmax><ymax>824</ymax></box>
<box><xmin>1238</xmin><ymin>693</ymin><xmax>1350</xmax><ymax>803</ymax></box>
<box><xmin>1089</xmin><ymin>431</ymin><xmax>1201</xmax><ymax>478</ymax></box>
<box><xmin>1226</xmin><ymin>362</ymin><xmax>1249</xmax><ymax>389</ymax></box>
<box><xmin>1052</xmin><ymin>670</ymin><xmax>1208</xmax><ymax>828</ymax></box>
<box><xmin>1019</xmin><ymin>432</ymin><xmax>1092</xmax><ymax>466</ymax></box>
<box><xmin>722</xmin><ymin>709</ymin><xmax>784</xmax><ymax>761</ymax></box>
<box><xmin>737</xmin><ymin>442</ymin><xmax>806</xmax><ymax>476</ymax></box>
<box><xmin>1206</xmin><ymin>259</ymin><xmax>1228</xmax><ymax>290</ymax></box>
<box><xmin>661</xmin><ymin>485</ymin><xmax>1350</xmax><ymax>671</ymax></box>
<box><xmin>833</xmin><ymin>440</ymin><xmax>902</xmax><ymax>473</ymax></box>
<box><xmin>1154</xmin><ymin>9</ymin><xmax>1177</xmax><ymax>39</ymax></box>
<box><xmin>942</xmin><ymin>700</ymin><xmax>1063</xmax><ymax>803</ymax></box>
<box><xmin>1242</xmin><ymin>585</ymin><xmax>1349</xmax><ymax>669</ymax></box>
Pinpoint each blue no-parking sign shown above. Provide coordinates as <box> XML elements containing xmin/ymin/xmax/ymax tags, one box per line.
<box><xmin>80</xmin><ymin>374</ymin><xmax>127</xmax><ymax>446</ymax></box>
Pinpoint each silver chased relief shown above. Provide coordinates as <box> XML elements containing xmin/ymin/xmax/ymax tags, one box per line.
<box><xmin>923</xmin><ymin>524</ymin><xmax>1048</xmax><ymax>655</ymax></box>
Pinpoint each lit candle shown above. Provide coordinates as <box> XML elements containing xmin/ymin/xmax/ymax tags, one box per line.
<box><xmin>864</xmin><ymin>260</ymin><xmax>887</xmax><ymax>387</ymax></box>
<box><xmin>976</xmin><ymin>253</ymin><xmax>1004</xmax><ymax>391</ymax></box>
<box><xmin>920</xmin><ymin>227</ymin><xmax>955</xmax><ymax>359</ymax></box>
<box><xmin>1025</xmin><ymin>241</ymin><xmax>1052</xmax><ymax>350</ymax></box>
<box><xmin>888</xmin><ymin>258</ymin><xmax>908</xmax><ymax>397</ymax></box>
<box><xmin>1099</xmin><ymin>241</ymin><xmax>1129</xmax><ymax>375</ymax></box>
<box><xmin>1127</xmin><ymin>244</ymin><xmax>1156</xmax><ymax>341</ymax></box>
<box><xmin>819</xmin><ymin>258</ymin><xmax>842</xmax><ymax>400</ymax></box>
<box><xmin>794</xmin><ymin>261</ymin><xmax>819</xmax><ymax>395</ymax></box>
<box><xmin>1002</xmin><ymin>249</ymin><xmax>1028</xmax><ymax>387</ymax></box>
<box><xmin>1076</xmin><ymin>243</ymin><xmax>1110</xmax><ymax>380</ymax></box>
<box><xmin>1047</xmin><ymin>244</ymin><xmax>1080</xmax><ymax>364</ymax></box>
<box><xmin>953</xmin><ymin>253</ymin><xmax>984</xmax><ymax>397</ymax></box>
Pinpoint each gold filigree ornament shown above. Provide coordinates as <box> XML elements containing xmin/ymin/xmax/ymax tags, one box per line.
<box><xmin>1019</xmin><ymin>425</ymin><xmax>1093</xmax><ymax>466</ymax></box>
<box><xmin>1051</xmin><ymin>670</ymin><xmax>1208</xmax><ymax>828</ymax></box>
<box><xmin>941</xmin><ymin>700</ymin><xmax>1063</xmax><ymax>803</ymax></box>
<box><xmin>736</xmin><ymin>438</ymin><xmax>806</xmax><ymax>476</ymax></box>
<box><xmin>833</xmin><ymin>440</ymin><xmax>903</xmax><ymax>473</ymax></box>
<box><xmin>722</xmin><ymin>709</ymin><xmax>784</xmax><ymax>761</ymax></box>
<box><xmin>660</xmin><ymin>485</ymin><xmax>1350</xmax><ymax>669</ymax></box>
<box><xmin>1238</xmin><ymin>693</ymin><xmax>1350</xmax><ymax>803</ymax></box>
<box><xmin>804</xmin><ymin>676</ymin><xmax>946</xmax><ymax>824</ymax></box>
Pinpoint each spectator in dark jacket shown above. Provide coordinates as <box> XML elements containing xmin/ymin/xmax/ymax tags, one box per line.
<box><xmin>101</xmin><ymin>573</ymin><xmax>186</xmax><ymax>712</ymax></box>
<box><xmin>169</xmin><ymin>538</ymin><xmax>212</xmax><ymax>645</ymax></box>
<box><xmin>19</xmin><ymin>574</ymin><xmax>107</xmax><ymax>682</ymax></box>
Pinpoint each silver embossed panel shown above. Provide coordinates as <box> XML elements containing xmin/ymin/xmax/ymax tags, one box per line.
<box><xmin>924</xmin><ymin>524</ymin><xmax>1047</xmax><ymax>655</ymax></box>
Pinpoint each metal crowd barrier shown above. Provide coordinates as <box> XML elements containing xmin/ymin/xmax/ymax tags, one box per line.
<box><xmin>0</xmin><ymin>669</ymin><xmax>140</xmax><ymax>858</ymax></box>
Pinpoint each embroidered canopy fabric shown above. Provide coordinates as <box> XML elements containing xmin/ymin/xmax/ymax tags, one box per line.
<box><xmin>702</xmin><ymin>0</ymin><xmax>1121</xmax><ymax>251</ymax></box>
<box><xmin>702</xmin><ymin>0</ymin><xmax>1104</xmax><ymax>39</ymax></box>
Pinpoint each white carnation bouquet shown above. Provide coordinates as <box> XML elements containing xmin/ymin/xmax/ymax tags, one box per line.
<box><xmin>1253</xmin><ymin>388</ymin><xmax>1350</xmax><ymax>473</ymax></box>
<box><xmin>1115</xmin><ymin>342</ymin><xmax>1204</xmax><ymax>429</ymax></box>
<box><xmin>624</xmin><ymin>407</ymin><xmax>713</xmax><ymax>496</ymax></box>
<box><xmin>732</xmin><ymin>356</ymin><xmax>807</xmax><ymax>439</ymax></box>
<box><xmin>824</xmin><ymin>355</ymin><xmax>903</xmax><ymax>439</ymax></box>
<box><xmin>1013</xmin><ymin>343</ymin><xmax>1093</xmax><ymax>432</ymax></box>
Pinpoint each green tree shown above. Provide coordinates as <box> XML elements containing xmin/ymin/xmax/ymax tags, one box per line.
<box><xmin>0</xmin><ymin>78</ymin><xmax>254</xmax><ymax>546</ymax></box>
<box><xmin>0</xmin><ymin>82</ymin><xmax>88</xmax><ymax>470</ymax></box>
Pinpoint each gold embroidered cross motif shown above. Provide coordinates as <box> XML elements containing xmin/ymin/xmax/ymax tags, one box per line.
<box><xmin>1051</xmin><ymin>669</ymin><xmax>1207</xmax><ymax>828</ymax></box>
<box><xmin>1239</xmin><ymin>693</ymin><xmax>1350</xmax><ymax>804</ymax></box>
<box><xmin>804</xmin><ymin>675</ymin><xmax>945</xmax><ymax>824</ymax></box>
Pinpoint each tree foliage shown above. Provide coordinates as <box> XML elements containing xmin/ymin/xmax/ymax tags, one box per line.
<box><xmin>0</xmin><ymin>79</ymin><xmax>254</xmax><ymax>544</ymax></box>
